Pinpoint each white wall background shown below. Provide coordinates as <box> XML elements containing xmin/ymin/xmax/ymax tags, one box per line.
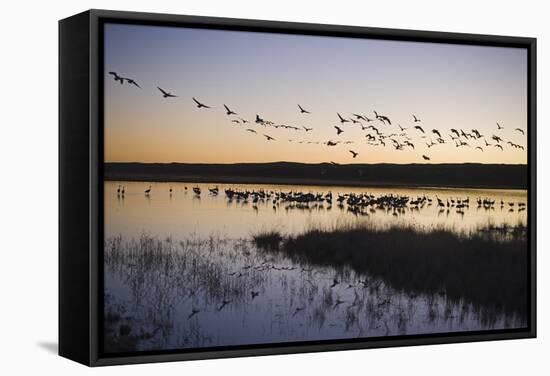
<box><xmin>0</xmin><ymin>0</ymin><xmax>547</xmax><ymax>374</ymax></box>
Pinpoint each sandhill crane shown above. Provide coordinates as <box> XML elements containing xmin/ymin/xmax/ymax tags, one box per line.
<box><xmin>349</xmin><ymin>150</ymin><xmax>358</xmax><ymax>158</ymax></box>
<box><xmin>263</xmin><ymin>134</ymin><xmax>276</xmax><ymax>141</ymax></box>
<box><xmin>223</xmin><ymin>104</ymin><xmax>237</xmax><ymax>115</ymax></box>
<box><xmin>495</xmin><ymin>144</ymin><xmax>504</xmax><ymax>150</ymax></box>
<box><xmin>169</xmin><ymin>186</ymin><xmax>173</xmax><ymax>194</ymax></box>
<box><xmin>116</xmin><ymin>185</ymin><xmax>121</xmax><ymax>195</ymax></box>
<box><xmin>334</xmin><ymin>125</ymin><xmax>344</xmax><ymax>135</ymax></box>
<box><xmin>515</xmin><ymin>128</ymin><xmax>525</xmax><ymax>135</ymax></box>
<box><xmin>353</xmin><ymin>114</ymin><xmax>366</xmax><ymax>121</ymax></box>
<box><xmin>450</xmin><ymin>129</ymin><xmax>460</xmax><ymax>138</ymax></box>
<box><xmin>303</xmin><ymin>126</ymin><xmax>313</xmax><ymax>132</ymax></box>
<box><xmin>326</xmin><ymin>140</ymin><xmax>338</xmax><ymax>146</ymax></box>
<box><xmin>337</xmin><ymin>113</ymin><xmax>350</xmax><ymax>124</ymax></box>
<box><xmin>374</xmin><ymin>111</ymin><xmax>391</xmax><ymax>125</ymax></box>
<box><xmin>246</xmin><ymin>128</ymin><xmax>257</xmax><ymax>133</ymax></box>
<box><xmin>475</xmin><ymin>146</ymin><xmax>484</xmax><ymax>152</ymax></box>
<box><xmin>497</xmin><ymin>122</ymin><xmax>504</xmax><ymax>130</ymax></box>
<box><xmin>157</xmin><ymin>87</ymin><xmax>177</xmax><ymax>98</ymax></box>
<box><xmin>121</xmin><ymin>186</ymin><xmax>125</xmax><ymax>196</ymax></box>
<box><xmin>108</xmin><ymin>71</ymin><xmax>124</xmax><ymax>84</ymax></box>
<box><xmin>398</xmin><ymin>124</ymin><xmax>408</xmax><ymax>131</ymax></box>
<box><xmin>422</xmin><ymin>155</ymin><xmax>430</xmax><ymax>160</ymax></box>
<box><xmin>255</xmin><ymin>114</ymin><xmax>265</xmax><ymax>124</ymax></box>
<box><xmin>124</xmin><ymin>78</ymin><xmax>140</xmax><ymax>88</ymax></box>
<box><xmin>298</xmin><ymin>104</ymin><xmax>310</xmax><ymax>114</ymax></box>
<box><xmin>492</xmin><ymin>135</ymin><xmax>503</xmax><ymax>143</ymax></box>
<box><xmin>144</xmin><ymin>185</ymin><xmax>152</xmax><ymax>195</ymax></box>
<box><xmin>432</xmin><ymin>129</ymin><xmax>441</xmax><ymax>138</ymax></box>
<box><xmin>413</xmin><ymin>114</ymin><xmax>421</xmax><ymax>122</ymax></box>
<box><xmin>192</xmin><ymin>97</ymin><xmax>211</xmax><ymax>109</ymax></box>
<box><xmin>414</xmin><ymin>125</ymin><xmax>425</xmax><ymax>133</ymax></box>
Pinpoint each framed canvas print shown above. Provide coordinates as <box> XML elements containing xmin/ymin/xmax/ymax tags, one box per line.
<box><xmin>59</xmin><ymin>9</ymin><xmax>537</xmax><ymax>366</ymax></box>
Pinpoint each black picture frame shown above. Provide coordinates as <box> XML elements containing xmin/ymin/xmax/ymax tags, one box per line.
<box><xmin>59</xmin><ymin>9</ymin><xmax>537</xmax><ymax>366</ymax></box>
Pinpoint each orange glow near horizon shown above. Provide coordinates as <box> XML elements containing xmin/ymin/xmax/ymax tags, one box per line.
<box><xmin>104</xmin><ymin>24</ymin><xmax>528</xmax><ymax>165</ymax></box>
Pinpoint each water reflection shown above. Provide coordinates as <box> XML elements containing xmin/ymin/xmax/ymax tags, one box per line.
<box><xmin>105</xmin><ymin>181</ymin><xmax>527</xmax><ymax>239</ymax></box>
<box><xmin>103</xmin><ymin>181</ymin><xmax>528</xmax><ymax>353</ymax></box>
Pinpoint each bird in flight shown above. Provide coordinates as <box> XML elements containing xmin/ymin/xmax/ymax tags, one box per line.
<box><xmin>245</xmin><ymin>128</ymin><xmax>257</xmax><ymax>134</ymax></box>
<box><xmin>337</xmin><ymin>113</ymin><xmax>350</xmax><ymax>124</ymax></box>
<box><xmin>398</xmin><ymin>124</ymin><xmax>408</xmax><ymax>132</ymax></box>
<box><xmin>334</xmin><ymin>126</ymin><xmax>344</xmax><ymax>135</ymax></box>
<box><xmin>492</xmin><ymin>135</ymin><xmax>503</xmax><ymax>143</ymax></box>
<box><xmin>263</xmin><ymin>134</ymin><xmax>276</xmax><ymax>141</ymax></box>
<box><xmin>255</xmin><ymin>114</ymin><xmax>265</xmax><ymax>124</ymax></box>
<box><xmin>349</xmin><ymin>150</ymin><xmax>359</xmax><ymax>158</ymax></box>
<box><xmin>108</xmin><ymin>71</ymin><xmax>124</xmax><ymax>84</ymax></box>
<box><xmin>353</xmin><ymin>114</ymin><xmax>367</xmax><ymax>121</ymax></box>
<box><xmin>432</xmin><ymin>129</ymin><xmax>441</xmax><ymax>138</ymax></box>
<box><xmin>224</xmin><ymin>104</ymin><xmax>237</xmax><ymax>115</ymax></box>
<box><xmin>298</xmin><ymin>104</ymin><xmax>310</xmax><ymax>114</ymax></box>
<box><xmin>124</xmin><ymin>77</ymin><xmax>141</xmax><ymax>88</ymax></box>
<box><xmin>515</xmin><ymin>128</ymin><xmax>525</xmax><ymax>135</ymax></box>
<box><xmin>157</xmin><ymin>87</ymin><xmax>177</xmax><ymax>98</ymax></box>
<box><xmin>413</xmin><ymin>115</ymin><xmax>421</xmax><ymax>122</ymax></box>
<box><xmin>414</xmin><ymin>125</ymin><xmax>425</xmax><ymax>133</ymax></box>
<box><xmin>374</xmin><ymin>111</ymin><xmax>391</xmax><ymax>125</ymax></box>
<box><xmin>303</xmin><ymin>126</ymin><xmax>313</xmax><ymax>132</ymax></box>
<box><xmin>422</xmin><ymin>155</ymin><xmax>430</xmax><ymax>161</ymax></box>
<box><xmin>495</xmin><ymin>144</ymin><xmax>504</xmax><ymax>150</ymax></box>
<box><xmin>326</xmin><ymin>140</ymin><xmax>338</xmax><ymax>147</ymax></box>
<box><xmin>497</xmin><ymin>122</ymin><xmax>504</xmax><ymax>130</ymax></box>
<box><xmin>192</xmin><ymin>97</ymin><xmax>211</xmax><ymax>109</ymax></box>
<box><xmin>475</xmin><ymin>146</ymin><xmax>484</xmax><ymax>152</ymax></box>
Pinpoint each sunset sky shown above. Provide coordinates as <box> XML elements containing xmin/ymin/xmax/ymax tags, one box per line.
<box><xmin>103</xmin><ymin>23</ymin><xmax>528</xmax><ymax>164</ymax></box>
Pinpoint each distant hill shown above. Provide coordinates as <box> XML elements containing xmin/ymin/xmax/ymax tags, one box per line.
<box><xmin>104</xmin><ymin>162</ymin><xmax>528</xmax><ymax>189</ymax></box>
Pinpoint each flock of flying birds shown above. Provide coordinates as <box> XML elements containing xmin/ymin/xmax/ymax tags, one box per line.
<box><xmin>108</xmin><ymin>71</ymin><xmax>526</xmax><ymax>162</ymax></box>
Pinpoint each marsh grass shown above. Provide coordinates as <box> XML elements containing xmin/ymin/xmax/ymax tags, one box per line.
<box><xmin>257</xmin><ymin>223</ymin><xmax>528</xmax><ymax>319</ymax></box>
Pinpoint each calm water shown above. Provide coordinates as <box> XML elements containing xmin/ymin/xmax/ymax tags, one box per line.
<box><xmin>103</xmin><ymin>181</ymin><xmax>528</xmax><ymax>352</ymax></box>
<box><xmin>105</xmin><ymin>181</ymin><xmax>527</xmax><ymax>239</ymax></box>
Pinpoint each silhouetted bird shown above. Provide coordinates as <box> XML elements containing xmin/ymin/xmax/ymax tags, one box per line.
<box><xmin>422</xmin><ymin>155</ymin><xmax>430</xmax><ymax>160</ymax></box>
<box><xmin>497</xmin><ymin>122</ymin><xmax>504</xmax><ymax>130</ymax></box>
<box><xmin>303</xmin><ymin>126</ymin><xmax>313</xmax><ymax>132</ymax></box>
<box><xmin>246</xmin><ymin>128</ymin><xmax>257</xmax><ymax>133</ymax></box>
<box><xmin>432</xmin><ymin>129</ymin><xmax>441</xmax><ymax>138</ymax></box>
<box><xmin>157</xmin><ymin>87</ymin><xmax>177</xmax><ymax>98</ymax></box>
<box><xmin>414</xmin><ymin>125</ymin><xmax>425</xmax><ymax>133</ymax></box>
<box><xmin>298</xmin><ymin>104</ymin><xmax>310</xmax><ymax>114</ymax></box>
<box><xmin>263</xmin><ymin>134</ymin><xmax>276</xmax><ymax>141</ymax></box>
<box><xmin>413</xmin><ymin>114</ymin><xmax>421</xmax><ymax>122</ymax></box>
<box><xmin>108</xmin><ymin>71</ymin><xmax>124</xmax><ymax>84</ymax></box>
<box><xmin>349</xmin><ymin>150</ymin><xmax>358</xmax><ymax>158</ymax></box>
<box><xmin>192</xmin><ymin>97</ymin><xmax>211</xmax><ymax>109</ymax></box>
<box><xmin>475</xmin><ymin>146</ymin><xmax>483</xmax><ymax>152</ymax></box>
<box><xmin>334</xmin><ymin>125</ymin><xmax>344</xmax><ymax>135</ymax></box>
<box><xmin>224</xmin><ymin>104</ymin><xmax>237</xmax><ymax>115</ymax></box>
<box><xmin>337</xmin><ymin>113</ymin><xmax>350</xmax><ymax>124</ymax></box>
<box><xmin>124</xmin><ymin>78</ymin><xmax>141</xmax><ymax>88</ymax></box>
<box><xmin>495</xmin><ymin>144</ymin><xmax>504</xmax><ymax>150</ymax></box>
<box><xmin>515</xmin><ymin>128</ymin><xmax>525</xmax><ymax>135</ymax></box>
